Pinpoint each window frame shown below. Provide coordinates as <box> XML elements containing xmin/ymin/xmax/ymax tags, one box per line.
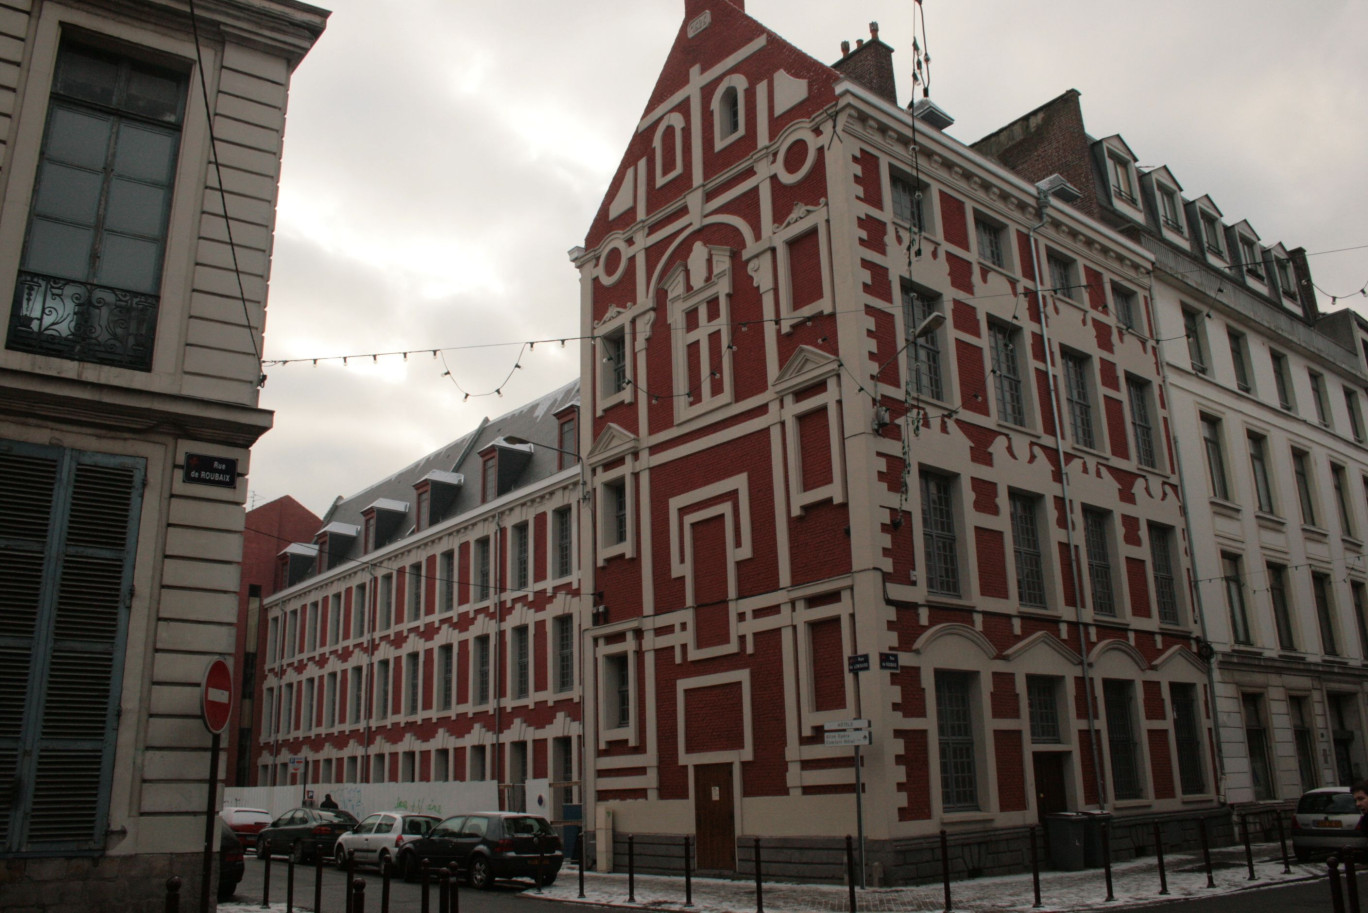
<box><xmin>1199</xmin><ymin>415</ymin><xmax>1230</xmax><ymax>501</ymax></box>
<box><xmin>990</xmin><ymin>321</ymin><xmax>1027</xmax><ymax>428</ymax></box>
<box><xmin>1009</xmin><ymin>491</ymin><xmax>1048</xmax><ymax>609</ymax></box>
<box><xmin>902</xmin><ymin>281</ymin><xmax>945</xmax><ymax>402</ymax></box>
<box><xmin>1083</xmin><ymin>507</ymin><xmax>1117</xmax><ymax>617</ymax></box>
<box><xmin>1267</xmin><ymin>562</ymin><xmax>1297</xmax><ymax>651</ymax></box>
<box><xmin>1126</xmin><ymin>376</ymin><xmax>1157</xmax><ymax>470</ymax></box>
<box><xmin>1149</xmin><ymin>524</ymin><xmax>1181</xmax><ymax>626</ymax></box>
<box><xmin>935</xmin><ymin>670</ymin><xmax>980</xmax><ymax>812</ymax></box>
<box><xmin>1247</xmin><ymin>432</ymin><xmax>1275</xmax><ymax>514</ymax></box>
<box><xmin>1228</xmin><ymin>330</ymin><xmax>1252</xmax><ymax>393</ymax></box>
<box><xmin>1046</xmin><ymin>251</ymin><xmax>1078</xmax><ymax>301</ymax></box>
<box><xmin>1103</xmin><ymin>679</ymin><xmax>1144</xmax><ymax>801</ymax></box>
<box><xmin>1061</xmin><ymin>351</ymin><xmax>1096</xmax><ymax>449</ymax></box>
<box><xmin>1182</xmin><ymin>307</ymin><xmax>1209</xmax><ymax>375</ymax></box>
<box><xmin>920</xmin><ymin>470</ymin><xmax>962</xmax><ymax>597</ymax></box>
<box><xmin>1223</xmin><ymin>554</ymin><xmax>1252</xmax><ymax>645</ymax></box>
<box><xmin>973</xmin><ymin>213</ymin><xmax>1009</xmax><ymax>270</ymax></box>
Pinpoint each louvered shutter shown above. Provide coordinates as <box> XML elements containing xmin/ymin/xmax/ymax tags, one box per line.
<box><xmin>0</xmin><ymin>441</ymin><xmax>143</xmax><ymax>853</ymax></box>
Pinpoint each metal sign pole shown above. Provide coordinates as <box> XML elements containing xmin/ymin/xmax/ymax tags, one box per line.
<box><xmin>854</xmin><ymin>743</ymin><xmax>865</xmax><ymax>889</ymax></box>
<box><xmin>200</xmin><ymin>730</ymin><xmax>221</xmax><ymax>913</ymax></box>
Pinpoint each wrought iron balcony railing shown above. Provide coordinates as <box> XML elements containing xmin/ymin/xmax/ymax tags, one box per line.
<box><xmin>7</xmin><ymin>270</ymin><xmax>158</xmax><ymax>371</ymax></box>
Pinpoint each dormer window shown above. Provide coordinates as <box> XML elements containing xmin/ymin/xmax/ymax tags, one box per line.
<box><xmin>1200</xmin><ymin>211</ymin><xmax>1225</xmax><ymax>258</ymax></box>
<box><xmin>1107</xmin><ymin>153</ymin><xmax>1136</xmax><ymax>205</ymax></box>
<box><xmin>363</xmin><ymin>514</ymin><xmax>375</xmax><ymax>552</ymax></box>
<box><xmin>1156</xmin><ymin>185</ymin><xmax>1183</xmax><ymax>232</ymax></box>
<box><xmin>1238</xmin><ymin>236</ymin><xmax>1264</xmax><ymax>280</ymax></box>
<box><xmin>1276</xmin><ymin>258</ymin><xmax>1298</xmax><ymax>300</ymax></box>
<box><xmin>481</xmin><ymin>454</ymin><xmax>497</xmax><ymax>503</ymax></box>
<box><xmin>557</xmin><ymin>411</ymin><xmax>578</xmax><ymax>470</ymax></box>
<box><xmin>710</xmin><ymin>75</ymin><xmax>747</xmax><ymax>150</ymax></box>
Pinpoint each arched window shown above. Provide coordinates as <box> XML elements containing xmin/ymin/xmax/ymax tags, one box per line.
<box><xmin>720</xmin><ymin>86</ymin><xmax>739</xmax><ymax>137</ymax></box>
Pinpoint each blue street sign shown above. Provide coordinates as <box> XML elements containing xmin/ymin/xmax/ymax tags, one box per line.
<box><xmin>848</xmin><ymin>653</ymin><xmax>870</xmax><ymax>673</ymax></box>
<box><xmin>879</xmin><ymin>652</ymin><xmax>900</xmax><ymax>671</ymax></box>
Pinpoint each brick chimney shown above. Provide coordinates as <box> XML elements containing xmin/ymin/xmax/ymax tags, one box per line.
<box><xmin>832</xmin><ymin>22</ymin><xmax>896</xmax><ymax>106</ymax></box>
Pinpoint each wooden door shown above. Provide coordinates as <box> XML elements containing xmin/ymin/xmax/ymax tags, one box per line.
<box><xmin>1033</xmin><ymin>752</ymin><xmax>1068</xmax><ymax>821</ymax></box>
<box><xmin>693</xmin><ymin>763</ymin><xmax>736</xmax><ymax>871</ymax></box>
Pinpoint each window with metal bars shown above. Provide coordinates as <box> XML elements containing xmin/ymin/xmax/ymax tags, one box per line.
<box><xmin>990</xmin><ymin>322</ymin><xmax>1026</xmax><ymax>427</ymax></box>
<box><xmin>1104</xmin><ymin>680</ymin><xmax>1143</xmax><ymax>800</ymax></box>
<box><xmin>975</xmin><ymin>216</ymin><xmax>1006</xmax><ymax>269</ymax></box>
<box><xmin>553</xmin><ymin>506</ymin><xmax>573</xmax><ymax>578</ymax></box>
<box><xmin>1170</xmin><ymin>684</ymin><xmax>1205</xmax><ymax>794</ymax></box>
<box><xmin>903</xmin><ymin>283</ymin><xmax>944</xmax><ymax>401</ymax></box>
<box><xmin>1084</xmin><ymin>508</ymin><xmax>1115</xmax><ymax>616</ymax></box>
<box><xmin>1127</xmin><ymin>377</ymin><xmax>1156</xmax><ymax>469</ymax></box>
<box><xmin>474</xmin><ymin>636</ymin><xmax>490</xmax><ymax>705</ymax></box>
<box><xmin>920</xmin><ymin>472</ymin><xmax>960</xmax><ymax>596</ymax></box>
<box><xmin>438</xmin><ymin>644</ymin><xmax>453</xmax><ymax>712</ymax></box>
<box><xmin>1027</xmin><ymin>676</ymin><xmax>1061</xmax><ymax>743</ymax></box>
<box><xmin>1010</xmin><ymin>493</ymin><xmax>1047</xmax><ymax>608</ymax></box>
<box><xmin>1062</xmin><ymin>352</ymin><xmax>1095</xmax><ymax>448</ymax></box>
<box><xmin>513</xmin><ymin>522</ymin><xmax>530</xmax><ymax>590</ymax></box>
<box><xmin>554</xmin><ymin>615</ymin><xmax>575</xmax><ymax>692</ymax></box>
<box><xmin>474</xmin><ymin>537</ymin><xmax>491</xmax><ymax>601</ymax></box>
<box><xmin>1149</xmin><ymin>524</ymin><xmax>1180</xmax><ymax>625</ymax></box>
<box><xmin>512</xmin><ymin>625</ymin><xmax>530</xmax><ymax>699</ymax></box>
<box><xmin>891</xmin><ymin>170</ymin><xmax>928</xmax><ymax>232</ymax></box>
<box><xmin>935</xmin><ymin>671</ymin><xmax>979</xmax><ymax>810</ymax></box>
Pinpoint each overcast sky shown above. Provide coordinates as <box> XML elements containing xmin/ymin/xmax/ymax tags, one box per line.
<box><xmin>251</xmin><ymin>0</ymin><xmax>1368</xmax><ymax>519</ymax></box>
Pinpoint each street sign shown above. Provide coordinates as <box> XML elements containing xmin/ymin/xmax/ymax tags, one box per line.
<box><xmin>201</xmin><ymin>658</ymin><xmax>232</xmax><ymax>734</ymax></box>
<box><xmin>824</xmin><ymin>729</ymin><xmax>871</xmax><ymax>747</ymax></box>
<box><xmin>183</xmin><ymin>453</ymin><xmax>238</xmax><ymax>488</ymax></box>
<box><xmin>823</xmin><ymin>719</ymin><xmax>871</xmax><ymax>731</ymax></box>
<box><xmin>847</xmin><ymin>653</ymin><xmax>870</xmax><ymax>673</ymax></box>
<box><xmin>879</xmin><ymin>652</ymin><xmax>900</xmax><ymax>671</ymax></box>
<box><xmin>289</xmin><ymin>756</ymin><xmax>305</xmax><ymax>773</ymax></box>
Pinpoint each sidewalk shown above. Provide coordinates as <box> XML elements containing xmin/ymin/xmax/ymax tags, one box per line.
<box><xmin>525</xmin><ymin>842</ymin><xmax>1326</xmax><ymax>913</ymax></box>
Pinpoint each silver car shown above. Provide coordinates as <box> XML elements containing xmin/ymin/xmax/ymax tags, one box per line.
<box><xmin>1292</xmin><ymin>786</ymin><xmax>1366</xmax><ymax>861</ymax></box>
<box><xmin>334</xmin><ymin>811</ymin><xmax>441</xmax><ymax>875</ymax></box>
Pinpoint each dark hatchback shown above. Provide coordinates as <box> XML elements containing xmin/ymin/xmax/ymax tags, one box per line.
<box><xmin>256</xmin><ymin>807</ymin><xmax>359</xmax><ymax>863</ymax></box>
<box><xmin>219</xmin><ymin>820</ymin><xmax>245</xmax><ymax>901</ymax></box>
<box><xmin>395</xmin><ymin>812</ymin><xmax>562</xmax><ymax>888</ymax></box>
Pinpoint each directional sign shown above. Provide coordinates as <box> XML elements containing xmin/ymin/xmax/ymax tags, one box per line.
<box><xmin>879</xmin><ymin>652</ymin><xmax>900</xmax><ymax>672</ymax></box>
<box><xmin>824</xmin><ymin>719</ymin><xmax>871</xmax><ymax>731</ymax></box>
<box><xmin>825</xmin><ymin>729</ymin><xmax>872</xmax><ymax>747</ymax></box>
<box><xmin>847</xmin><ymin>653</ymin><xmax>870</xmax><ymax>673</ymax></box>
<box><xmin>201</xmin><ymin>658</ymin><xmax>233</xmax><ymax>734</ymax></box>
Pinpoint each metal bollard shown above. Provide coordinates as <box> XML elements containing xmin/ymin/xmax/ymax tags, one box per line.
<box><xmin>286</xmin><ymin>851</ymin><xmax>295</xmax><ymax>913</ymax></box>
<box><xmin>1030</xmin><ymin>825</ymin><xmax>1042</xmax><ymax>908</ymax></box>
<box><xmin>1241</xmin><ymin>814</ymin><xmax>1257</xmax><ymax>880</ymax></box>
<box><xmin>846</xmin><ymin>835</ymin><xmax>857</xmax><ymax>913</ymax></box>
<box><xmin>437</xmin><ymin>867</ymin><xmax>449</xmax><ymax>913</ymax></box>
<box><xmin>449</xmin><ymin>862</ymin><xmax>461</xmax><ymax>913</ymax></box>
<box><xmin>381</xmin><ymin>856</ymin><xmax>392</xmax><ymax>913</ymax></box>
<box><xmin>262</xmin><ymin>851</ymin><xmax>272</xmax><ymax>907</ymax></box>
<box><xmin>536</xmin><ymin>833</ymin><xmax>546</xmax><ymax>893</ymax></box>
<box><xmin>421</xmin><ymin>859</ymin><xmax>431</xmax><ymax>913</ymax></box>
<box><xmin>578</xmin><ymin>825</ymin><xmax>586</xmax><ymax>900</ymax></box>
<box><xmin>628</xmin><ymin>834</ymin><xmax>636</xmax><ymax>903</ymax></box>
<box><xmin>1199</xmin><ymin>817</ymin><xmax>1215</xmax><ymax>888</ymax></box>
<box><xmin>1331</xmin><ymin>857</ymin><xmax>1348</xmax><ymax>913</ymax></box>
<box><xmin>1277</xmin><ymin>813</ymin><xmax>1291</xmax><ymax>874</ymax></box>
<box><xmin>315</xmin><ymin>852</ymin><xmax>325</xmax><ymax>913</ymax></box>
<box><xmin>347</xmin><ymin>853</ymin><xmax>357</xmax><ymax>913</ymax></box>
<box><xmin>685</xmin><ymin>835</ymin><xmax>694</xmax><ymax>908</ymax></box>
<box><xmin>352</xmin><ymin>876</ymin><xmax>367</xmax><ymax>913</ymax></box>
<box><xmin>1347</xmin><ymin>853</ymin><xmax>1361</xmax><ymax>913</ymax></box>
<box><xmin>755</xmin><ymin>836</ymin><xmax>764</xmax><ymax>913</ymax></box>
<box><xmin>1153</xmin><ymin>822</ymin><xmax>1168</xmax><ymax>895</ymax></box>
<box><xmin>1101</xmin><ymin>818</ymin><xmax>1114</xmax><ymax>902</ymax></box>
<box><xmin>940</xmin><ymin>829</ymin><xmax>953</xmax><ymax>913</ymax></box>
<box><xmin>164</xmin><ymin>875</ymin><xmax>181</xmax><ymax>913</ymax></box>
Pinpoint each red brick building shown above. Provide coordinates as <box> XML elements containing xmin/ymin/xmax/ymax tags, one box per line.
<box><xmin>573</xmin><ymin>0</ymin><xmax>1218</xmax><ymax>880</ymax></box>
<box><xmin>229</xmin><ymin>496</ymin><xmax>321</xmax><ymax>785</ymax></box>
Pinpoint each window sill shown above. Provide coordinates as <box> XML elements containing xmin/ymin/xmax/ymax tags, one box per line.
<box><xmin>1301</xmin><ymin>524</ymin><xmax>1329</xmax><ymax>543</ymax></box>
<box><xmin>1016</xmin><ymin>605</ymin><xmax>1058</xmax><ymax>619</ymax></box>
<box><xmin>976</xmin><ymin>258</ymin><xmax>1017</xmax><ymax>283</ymax></box>
<box><xmin>1209</xmin><ymin>498</ymin><xmax>1242</xmax><ymax>520</ymax></box>
<box><xmin>1254</xmin><ymin>511</ymin><xmax>1285</xmax><ymax>530</ymax></box>
<box><xmin>995</xmin><ymin>418</ymin><xmax>1040</xmax><ymax>439</ymax></box>
<box><xmin>1112</xmin><ymin>799</ymin><xmax>1151</xmax><ymax>811</ymax></box>
<box><xmin>1343</xmin><ymin>535</ymin><xmax>1363</xmax><ymax>552</ymax></box>
<box><xmin>891</xmin><ymin>216</ymin><xmax>936</xmax><ymax>242</ymax></box>
<box><xmin>940</xmin><ymin>810</ymin><xmax>995</xmax><ymax>825</ymax></box>
<box><xmin>924</xmin><ymin>594</ymin><xmax>977</xmax><ymax>610</ymax></box>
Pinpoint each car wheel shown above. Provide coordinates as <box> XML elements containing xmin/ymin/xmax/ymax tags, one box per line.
<box><xmin>256</xmin><ymin>838</ymin><xmax>271</xmax><ymax>860</ymax></box>
<box><xmin>378</xmin><ymin>851</ymin><xmax>394</xmax><ymax>878</ymax></box>
<box><xmin>540</xmin><ymin>873</ymin><xmax>557</xmax><ymax>887</ymax></box>
<box><xmin>335</xmin><ymin>847</ymin><xmax>350</xmax><ymax>870</ymax></box>
<box><xmin>468</xmin><ymin>855</ymin><xmax>493</xmax><ymax>890</ymax></box>
<box><xmin>400</xmin><ymin>852</ymin><xmax>422</xmax><ymax>883</ymax></box>
<box><xmin>291</xmin><ymin>840</ymin><xmax>308</xmax><ymax>865</ymax></box>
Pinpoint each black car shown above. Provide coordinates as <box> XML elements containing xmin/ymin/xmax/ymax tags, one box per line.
<box><xmin>395</xmin><ymin>812</ymin><xmax>562</xmax><ymax>888</ymax></box>
<box><xmin>219</xmin><ymin>819</ymin><xmax>245</xmax><ymax>901</ymax></box>
<box><xmin>256</xmin><ymin>807</ymin><xmax>359</xmax><ymax>863</ymax></box>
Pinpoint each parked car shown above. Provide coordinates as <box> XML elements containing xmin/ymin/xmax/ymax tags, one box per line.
<box><xmin>219</xmin><ymin>807</ymin><xmax>272</xmax><ymax>850</ymax></box>
<box><xmin>219</xmin><ymin>819</ymin><xmax>245</xmax><ymax>901</ymax></box>
<box><xmin>256</xmin><ymin>807</ymin><xmax>359</xmax><ymax>863</ymax></box>
<box><xmin>334</xmin><ymin>811</ymin><xmax>441</xmax><ymax>875</ymax></box>
<box><xmin>395</xmin><ymin>811</ymin><xmax>562</xmax><ymax>888</ymax></box>
<box><xmin>1291</xmin><ymin>786</ymin><xmax>1367</xmax><ymax>861</ymax></box>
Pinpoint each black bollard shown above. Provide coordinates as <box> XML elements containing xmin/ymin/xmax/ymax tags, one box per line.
<box><xmin>685</xmin><ymin>835</ymin><xmax>694</xmax><ymax>908</ymax></box>
<box><xmin>755</xmin><ymin>836</ymin><xmax>764</xmax><ymax>913</ymax></box>
<box><xmin>940</xmin><ymin>829</ymin><xmax>953</xmax><ymax>913</ymax></box>
<box><xmin>846</xmin><ymin>835</ymin><xmax>857</xmax><ymax>913</ymax></box>
<box><xmin>421</xmin><ymin>860</ymin><xmax>431</xmax><ymax>913</ymax></box>
<box><xmin>1030</xmin><ymin>826</ymin><xmax>1042</xmax><ymax>909</ymax></box>
<box><xmin>315</xmin><ymin>852</ymin><xmax>325</xmax><ymax>913</ymax></box>
<box><xmin>381</xmin><ymin>856</ymin><xmax>392</xmax><ymax>913</ymax></box>
<box><xmin>1347</xmin><ymin>853</ymin><xmax>1361</xmax><ymax>913</ymax></box>
<box><xmin>437</xmin><ymin>867</ymin><xmax>449</xmax><ymax>913</ymax></box>
<box><xmin>1331</xmin><ymin>857</ymin><xmax>1347</xmax><ymax>913</ymax></box>
<box><xmin>262</xmin><ymin>850</ymin><xmax>272</xmax><ymax>908</ymax></box>
<box><xmin>628</xmin><ymin>834</ymin><xmax>636</xmax><ymax>903</ymax></box>
<box><xmin>1241</xmin><ymin>814</ymin><xmax>1257</xmax><ymax>880</ymax></box>
<box><xmin>352</xmin><ymin>876</ymin><xmax>367</xmax><ymax>913</ymax></box>
<box><xmin>1101</xmin><ymin>818</ymin><xmax>1114</xmax><ymax>902</ymax></box>
<box><xmin>286</xmin><ymin>851</ymin><xmax>295</xmax><ymax>913</ymax></box>
<box><xmin>1199</xmin><ymin>817</ymin><xmax>1215</xmax><ymax>888</ymax></box>
<box><xmin>578</xmin><ymin>824</ymin><xmax>586</xmax><ymax>900</ymax></box>
<box><xmin>1153</xmin><ymin>822</ymin><xmax>1168</xmax><ymax>896</ymax></box>
<box><xmin>164</xmin><ymin>875</ymin><xmax>181</xmax><ymax>913</ymax></box>
<box><xmin>1277</xmin><ymin>813</ymin><xmax>1291</xmax><ymax>874</ymax></box>
<box><xmin>347</xmin><ymin>853</ymin><xmax>357</xmax><ymax>913</ymax></box>
<box><xmin>449</xmin><ymin>862</ymin><xmax>461</xmax><ymax>913</ymax></box>
<box><xmin>536</xmin><ymin>833</ymin><xmax>546</xmax><ymax>893</ymax></box>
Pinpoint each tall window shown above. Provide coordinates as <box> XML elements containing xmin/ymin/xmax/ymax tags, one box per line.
<box><xmin>1267</xmin><ymin>563</ymin><xmax>1296</xmax><ymax>651</ymax></box>
<box><xmin>329</xmin><ymin>594</ymin><xmax>342</xmax><ymax>646</ymax></box>
<box><xmin>301</xmin><ymin>678</ymin><xmax>314</xmax><ymax>733</ymax></box>
<box><xmin>605</xmin><ymin>654</ymin><xmax>630</xmax><ymax>729</ymax></box>
<box><xmin>375</xmin><ymin>659</ymin><xmax>390</xmax><ymax>720</ymax></box>
<box><xmin>1290</xmin><ymin>696</ymin><xmax>1318</xmax><ymax>790</ymax></box>
<box><xmin>1292</xmin><ymin>449</ymin><xmax>1317</xmax><ymax>526</ymax></box>
<box><xmin>990</xmin><ymin>322</ymin><xmax>1026</xmax><ymax>427</ymax></box>
<box><xmin>1047</xmin><ymin>252</ymin><xmax>1076</xmax><ymax>300</ymax></box>
<box><xmin>1239</xmin><ymin>236</ymin><xmax>1263</xmax><ymax>279</ymax></box>
<box><xmin>512</xmin><ymin>522</ymin><xmax>530</xmax><ymax>590</ymax></box>
<box><xmin>975</xmin><ymin>216</ymin><xmax>1006</xmax><ymax>268</ymax></box>
<box><xmin>1026</xmin><ymin>676</ymin><xmax>1061</xmax><ymax>744</ymax></box>
<box><xmin>935</xmin><ymin>671</ymin><xmax>979</xmax><ymax>811</ymax></box>
<box><xmin>406</xmin><ymin>562</ymin><xmax>422</xmax><ymax>621</ymax></box>
<box><xmin>605</xmin><ymin>479</ymin><xmax>628</xmax><ymax>546</ymax></box>
<box><xmin>1200</xmin><ymin>212</ymin><xmax>1224</xmax><ymax>257</ymax></box>
<box><xmin>719</xmin><ymin>85</ymin><xmax>740</xmax><ymax>138</ymax></box>
<box><xmin>1149</xmin><ymin>524</ymin><xmax>1180</xmax><ymax>625</ymax></box>
<box><xmin>1242</xmin><ymin>693</ymin><xmax>1274</xmax><ymax>800</ymax></box>
<box><xmin>553</xmin><ymin>506</ymin><xmax>573</xmax><ymax>578</ymax></box>
<box><xmin>1127</xmin><ymin>377</ymin><xmax>1156</xmax><ymax>469</ymax></box>
<box><xmin>470</xmin><ymin>745</ymin><xmax>487</xmax><ymax>781</ymax></box>
<box><xmin>378</xmin><ymin>574</ymin><xmax>393</xmax><ymax>629</ymax></box>
<box><xmin>352</xmin><ymin>582</ymin><xmax>367</xmax><ymax>639</ymax></box>
<box><xmin>1247</xmin><ymin>433</ymin><xmax>1275</xmax><ymax>513</ymax></box>
<box><xmin>474</xmin><ymin>635</ymin><xmax>490</xmax><ymax>705</ymax></box>
<box><xmin>474</xmin><ymin>537</ymin><xmax>491</xmax><ymax>601</ymax></box>
<box><xmin>1313</xmin><ymin>572</ymin><xmax>1340</xmax><ymax>656</ymax></box>
<box><xmin>8</xmin><ymin>43</ymin><xmax>188</xmax><ymax>371</ymax></box>
<box><xmin>601</xmin><ymin>327</ymin><xmax>627</xmax><ymax>395</ymax></box>
<box><xmin>1223</xmin><ymin>554</ymin><xmax>1251</xmax><ymax>645</ymax></box>
<box><xmin>1183</xmin><ymin>308</ymin><xmax>1208</xmax><ymax>375</ymax></box>
<box><xmin>1104</xmin><ymin>680</ymin><xmax>1142</xmax><ymax>800</ymax></box>
<box><xmin>1310</xmin><ymin>371</ymin><xmax>1331</xmax><ymax>427</ymax></box>
<box><xmin>1062</xmin><ymin>352</ymin><xmax>1095</xmax><ymax>448</ymax></box>
<box><xmin>1084</xmin><ymin>508</ymin><xmax>1115</xmax><ymax>616</ymax></box>
<box><xmin>1111</xmin><ymin>283</ymin><xmax>1137</xmax><ymax>331</ymax></box>
<box><xmin>1354</xmin><ymin>583</ymin><xmax>1368</xmax><ymax>660</ymax></box>
<box><xmin>1200</xmin><ymin>416</ymin><xmax>1230</xmax><ymax>501</ymax></box>
<box><xmin>1010</xmin><ymin>493</ymin><xmax>1047</xmax><ymax>608</ymax></box>
<box><xmin>1157</xmin><ymin>184</ymin><xmax>1182</xmax><ymax>231</ymax></box>
<box><xmin>512</xmin><ymin>625</ymin><xmax>530</xmax><ymax>700</ymax></box>
<box><xmin>1346</xmin><ymin>388</ymin><xmax>1365</xmax><ymax>443</ymax></box>
<box><xmin>1170</xmin><ymin>684</ymin><xmax>1206</xmax><ymax>795</ymax></box>
<box><xmin>437</xmin><ymin>644</ymin><xmax>453</xmax><ymax>712</ymax></box>
<box><xmin>1271</xmin><ymin>351</ymin><xmax>1295</xmax><ymax>410</ymax></box>
<box><xmin>481</xmin><ymin>455</ymin><xmax>497</xmax><ymax>503</ymax></box>
<box><xmin>554</xmin><ymin>615</ymin><xmax>575</xmax><ymax>692</ymax></box>
<box><xmin>439</xmin><ymin>550</ymin><xmax>455</xmax><ymax>613</ymax></box>
<box><xmin>350</xmin><ymin>664</ymin><xmax>364</xmax><ymax>724</ymax></box>
<box><xmin>558</xmin><ymin>414</ymin><xmax>578</xmax><ymax>469</ymax></box>
<box><xmin>920</xmin><ymin>471</ymin><xmax>960</xmax><ymax>596</ymax></box>
<box><xmin>404</xmin><ymin>652</ymin><xmax>419</xmax><ymax>715</ymax></box>
<box><xmin>891</xmin><ymin>170</ymin><xmax>927</xmax><ymax>231</ymax></box>
<box><xmin>1228</xmin><ymin>330</ymin><xmax>1252</xmax><ymax>393</ymax></box>
<box><xmin>903</xmin><ymin>284</ymin><xmax>944</xmax><ymax>400</ymax></box>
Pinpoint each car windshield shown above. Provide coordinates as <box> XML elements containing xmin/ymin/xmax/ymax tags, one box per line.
<box><xmin>1298</xmin><ymin>792</ymin><xmax>1359</xmax><ymax>815</ymax></box>
<box><xmin>505</xmin><ymin>816</ymin><xmax>553</xmax><ymax>836</ymax></box>
<box><xmin>319</xmin><ymin>809</ymin><xmax>358</xmax><ymax>824</ymax></box>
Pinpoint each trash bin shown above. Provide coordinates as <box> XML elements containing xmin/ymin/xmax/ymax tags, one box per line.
<box><xmin>1080</xmin><ymin>811</ymin><xmax>1111</xmax><ymax>868</ymax></box>
<box><xmin>1046</xmin><ymin>813</ymin><xmax>1087</xmax><ymax>871</ymax></box>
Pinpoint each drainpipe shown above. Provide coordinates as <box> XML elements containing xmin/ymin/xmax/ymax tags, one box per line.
<box><xmin>493</xmin><ymin>510</ymin><xmax>504</xmax><ymax>809</ymax></box>
<box><xmin>363</xmin><ymin>564</ymin><xmax>376</xmax><ymax>783</ymax></box>
<box><xmin>1026</xmin><ymin>178</ymin><xmax>1107</xmax><ymax>812</ymax></box>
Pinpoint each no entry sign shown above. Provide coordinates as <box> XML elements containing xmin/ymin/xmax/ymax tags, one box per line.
<box><xmin>201</xmin><ymin>658</ymin><xmax>233</xmax><ymax>734</ymax></box>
